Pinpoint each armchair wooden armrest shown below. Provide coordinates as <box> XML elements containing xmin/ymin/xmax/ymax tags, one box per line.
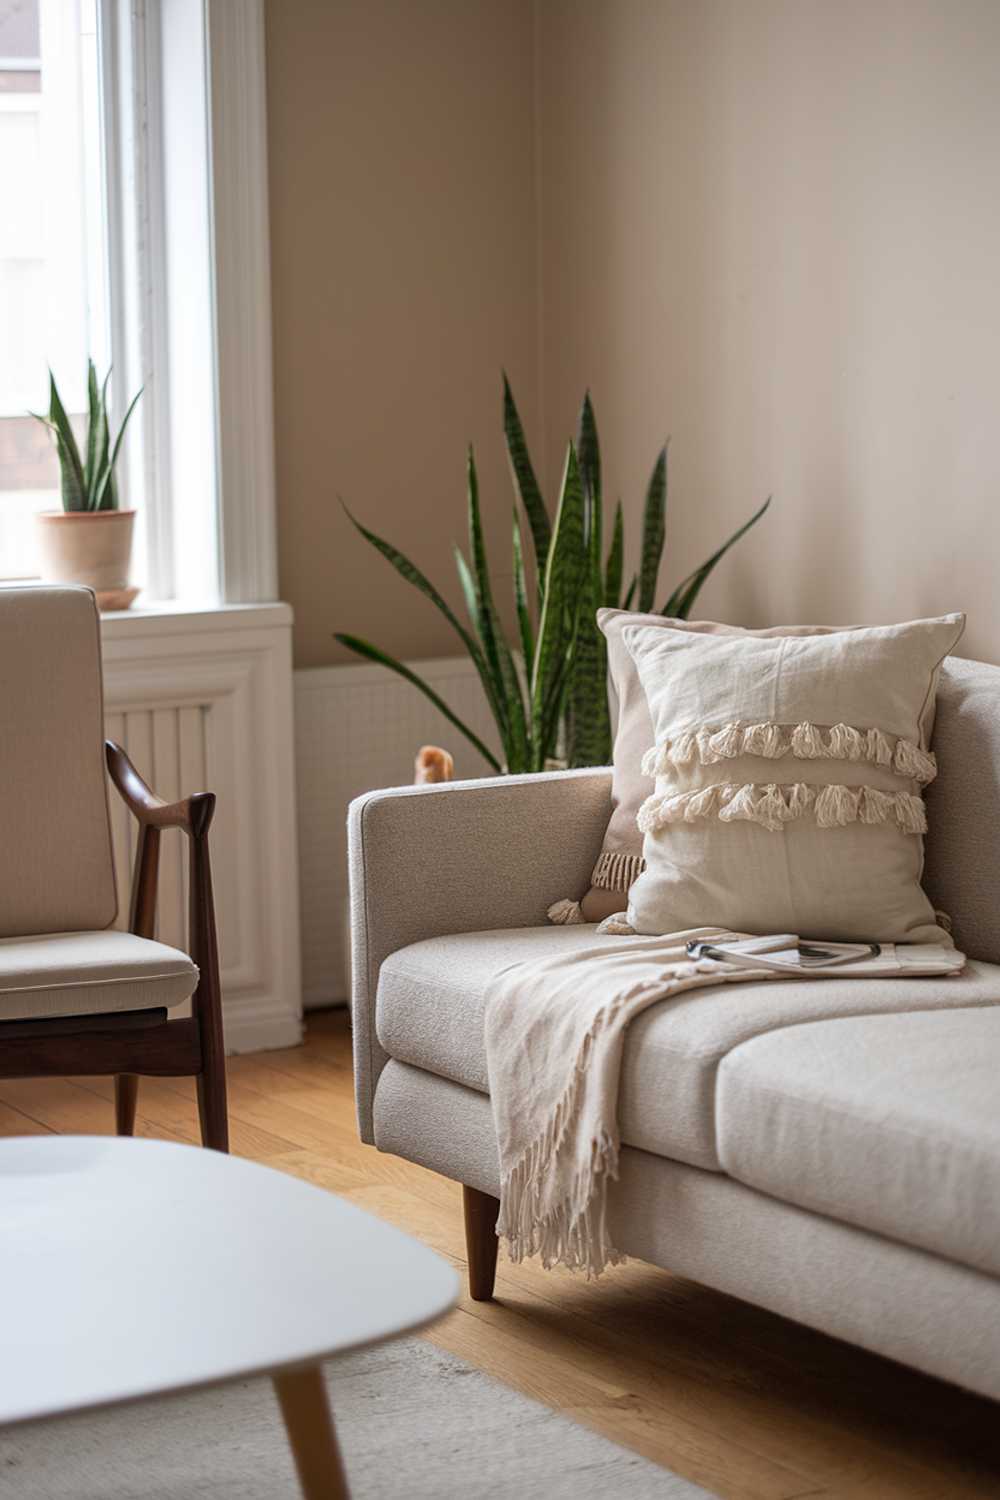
<box><xmin>104</xmin><ymin>740</ymin><xmax>227</xmax><ymax>1151</ymax></box>
<box><xmin>105</xmin><ymin>740</ymin><xmax>215</xmax><ymax>836</ymax></box>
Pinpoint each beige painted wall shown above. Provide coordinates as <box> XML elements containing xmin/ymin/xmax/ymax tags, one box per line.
<box><xmin>266</xmin><ymin>0</ymin><xmax>540</xmax><ymax>668</ymax></box>
<box><xmin>536</xmin><ymin>0</ymin><xmax>1000</xmax><ymax>663</ymax></box>
<box><xmin>268</xmin><ymin>1</ymin><xmax>1000</xmax><ymax>668</ymax></box>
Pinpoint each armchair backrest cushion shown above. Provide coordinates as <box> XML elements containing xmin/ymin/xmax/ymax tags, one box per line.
<box><xmin>923</xmin><ymin>656</ymin><xmax>1000</xmax><ymax>963</ymax></box>
<box><xmin>0</xmin><ymin>586</ymin><xmax>117</xmax><ymax>937</ymax></box>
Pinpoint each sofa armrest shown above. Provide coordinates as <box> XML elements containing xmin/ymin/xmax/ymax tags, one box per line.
<box><xmin>348</xmin><ymin>767</ymin><xmax>612</xmax><ymax>1141</ymax></box>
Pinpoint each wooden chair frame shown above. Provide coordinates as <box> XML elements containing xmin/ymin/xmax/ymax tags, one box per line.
<box><xmin>0</xmin><ymin>742</ymin><xmax>228</xmax><ymax>1151</ymax></box>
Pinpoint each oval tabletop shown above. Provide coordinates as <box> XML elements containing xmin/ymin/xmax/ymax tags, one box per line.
<box><xmin>0</xmin><ymin>1136</ymin><xmax>458</xmax><ymax>1426</ymax></box>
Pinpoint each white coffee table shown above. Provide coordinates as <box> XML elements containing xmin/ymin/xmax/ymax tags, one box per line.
<box><xmin>0</xmin><ymin>1136</ymin><xmax>458</xmax><ymax>1498</ymax></box>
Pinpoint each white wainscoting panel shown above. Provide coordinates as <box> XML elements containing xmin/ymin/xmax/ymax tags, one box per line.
<box><xmin>294</xmin><ymin>656</ymin><xmax>497</xmax><ymax>1009</ymax></box>
<box><xmin>101</xmin><ymin>603</ymin><xmax>303</xmax><ymax>1053</ymax></box>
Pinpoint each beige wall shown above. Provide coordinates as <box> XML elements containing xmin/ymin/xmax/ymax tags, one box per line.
<box><xmin>266</xmin><ymin>0</ymin><xmax>540</xmax><ymax>668</ymax></box>
<box><xmin>269</xmin><ymin>0</ymin><xmax>1000</xmax><ymax>668</ymax></box>
<box><xmin>536</xmin><ymin>0</ymin><xmax>1000</xmax><ymax>663</ymax></box>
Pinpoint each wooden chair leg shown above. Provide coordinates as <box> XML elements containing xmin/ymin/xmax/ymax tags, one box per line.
<box><xmin>115</xmin><ymin>1074</ymin><xmax>139</xmax><ymax>1135</ymax></box>
<box><xmin>196</xmin><ymin>1055</ymin><xmax>229</xmax><ymax>1152</ymax></box>
<box><xmin>273</xmin><ymin>1365</ymin><xmax>349</xmax><ymax>1499</ymax></box>
<box><xmin>462</xmin><ymin>1184</ymin><xmax>500</xmax><ymax>1301</ymax></box>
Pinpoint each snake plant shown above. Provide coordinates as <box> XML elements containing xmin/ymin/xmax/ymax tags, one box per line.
<box><xmin>31</xmin><ymin>361</ymin><xmax>142</xmax><ymax>512</ymax></box>
<box><xmin>336</xmin><ymin>377</ymin><xmax>770</xmax><ymax>773</ymax></box>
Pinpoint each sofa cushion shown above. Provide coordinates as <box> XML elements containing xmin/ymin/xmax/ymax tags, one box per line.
<box><xmin>375</xmin><ymin>926</ymin><xmax>1000</xmax><ymax>1170</ymax></box>
<box><xmin>0</xmin><ymin>931</ymin><xmax>198</xmax><ymax>1023</ymax></box>
<box><xmin>716</xmin><ymin>1007</ymin><xmax>1000</xmax><ymax>1277</ymax></box>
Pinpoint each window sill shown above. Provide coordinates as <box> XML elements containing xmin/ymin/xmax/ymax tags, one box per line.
<box><xmin>99</xmin><ymin>598</ymin><xmax>293</xmax><ymax>641</ymax></box>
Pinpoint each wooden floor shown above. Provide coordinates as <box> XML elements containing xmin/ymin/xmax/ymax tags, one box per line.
<box><xmin>3</xmin><ymin>1010</ymin><xmax>999</xmax><ymax>1500</ymax></box>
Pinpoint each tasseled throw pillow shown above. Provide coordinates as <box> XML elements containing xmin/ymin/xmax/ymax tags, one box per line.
<box><xmin>574</xmin><ymin>610</ymin><xmax>856</xmax><ymax>923</ymax></box>
<box><xmin>621</xmin><ymin>613</ymin><xmax>964</xmax><ymax>942</ymax></box>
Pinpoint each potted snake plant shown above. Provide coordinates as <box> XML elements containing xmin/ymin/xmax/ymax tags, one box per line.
<box><xmin>30</xmin><ymin>362</ymin><xmax>142</xmax><ymax>610</ymax></box>
<box><xmin>337</xmin><ymin>376</ymin><xmax>770</xmax><ymax>771</ymax></box>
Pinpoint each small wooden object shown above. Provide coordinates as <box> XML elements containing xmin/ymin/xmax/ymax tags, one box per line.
<box><xmin>414</xmin><ymin>745</ymin><xmax>454</xmax><ymax>784</ymax></box>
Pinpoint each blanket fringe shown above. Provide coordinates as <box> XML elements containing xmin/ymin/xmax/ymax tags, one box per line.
<box><xmin>638</xmin><ymin>782</ymin><xmax>927</xmax><ymax>836</ymax></box>
<box><xmin>498</xmin><ymin>999</ymin><xmax>633</xmax><ymax>1278</ymax></box>
<box><xmin>641</xmin><ymin>722</ymin><xmax>936</xmax><ymax>785</ymax></box>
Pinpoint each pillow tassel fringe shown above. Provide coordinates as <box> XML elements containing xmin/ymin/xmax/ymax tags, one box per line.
<box><xmin>638</xmin><ymin>781</ymin><xmax>927</xmax><ymax>835</ymax></box>
<box><xmin>642</xmin><ymin>721</ymin><xmax>937</xmax><ymax>785</ymax></box>
<box><xmin>547</xmin><ymin>898</ymin><xmax>586</xmax><ymax>926</ymax></box>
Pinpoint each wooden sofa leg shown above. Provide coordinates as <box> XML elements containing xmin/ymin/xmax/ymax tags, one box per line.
<box><xmin>115</xmin><ymin>1074</ymin><xmax>139</xmax><ymax>1135</ymax></box>
<box><xmin>463</xmin><ymin>1185</ymin><xmax>500</xmax><ymax>1301</ymax></box>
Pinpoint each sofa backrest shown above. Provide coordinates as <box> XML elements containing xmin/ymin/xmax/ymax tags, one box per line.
<box><xmin>0</xmin><ymin>585</ymin><xmax>118</xmax><ymax>938</ymax></box>
<box><xmin>923</xmin><ymin>656</ymin><xmax>1000</xmax><ymax>963</ymax></box>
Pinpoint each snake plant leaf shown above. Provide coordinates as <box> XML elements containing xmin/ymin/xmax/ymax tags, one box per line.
<box><xmin>576</xmin><ymin>390</ymin><xmax>601</xmax><ymax>511</ymax></box>
<box><xmin>452</xmin><ymin>540</ymin><xmax>527</xmax><ymax>750</ymax></box>
<box><xmin>539</xmin><ymin>640</ymin><xmax>575</xmax><ymax>763</ymax></box>
<box><xmin>45</xmin><ymin>372</ymin><xmax>85</xmax><ymax>511</ymax></box>
<box><xmin>453</xmin><ymin>544</ymin><xmax>482</xmax><ymax>634</ymax></box>
<box><xmin>84</xmin><ymin>360</ymin><xmax>100</xmax><ymax>502</ymax></box>
<box><xmin>661</xmin><ymin>496</ymin><xmax>772</xmax><ymax>618</ymax></box>
<box><xmin>466</xmin><ymin>449</ymin><xmax>529</xmax><ymax>769</ymax></box>
<box><xmin>93</xmin><ymin>385</ymin><xmax>142</xmax><ymax>511</ymax></box>
<box><xmin>638</xmin><ymin>442</ymin><xmax>668</xmax><ymax>612</ymax></box>
<box><xmin>334</xmin><ymin>633</ymin><xmax>501</xmax><ymax>773</ymax></box>
<box><xmin>530</xmin><ymin>443</ymin><xmax>585</xmax><ymax>765</ymax></box>
<box><xmin>566</xmin><ymin>570</ymin><xmax>611</xmax><ymax>764</ymax></box>
<box><xmin>466</xmin><ymin>450</ymin><xmax>507</xmax><ymax>703</ymax></box>
<box><xmin>622</xmin><ymin>574</ymin><xmax>637</xmax><ymax>611</ymax></box>
<box><xmin>452</xmin><ymin>543</ymin><xmax>506</xmax><ymax>729</ymax></box>
<box><xmin>604</xmin><ymin>500</ymin><xmax>624</xmax><ymax>608</ymax></box>
<box><xmin>566</xmin><ymin>448</ymin><xmax>611</xmax><ymax>766</ymax></box>
<box><xmin>502</xmin><ymin>372</ymin><xmax>550</xmax><ymax>584</ymax></box>
<box><xmin>92</xmin><ymin>368</ymin><xmax>113</xmax><ymax>510</ymax></box>
<box><xmin>342</xmin><ymin>500</ymin><xmax>513</xmax><ymax>751</ymax></box>
<box><xmin>343</xmin><ymin>502</ymin><xmax>485</xmax><ymax>666</ymax></box>
<box><xmin>511</xmin><ymin>510</ymin><xmax>535</xmax><ymax>681</ymax></box>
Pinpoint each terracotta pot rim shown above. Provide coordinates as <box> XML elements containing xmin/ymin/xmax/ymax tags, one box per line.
<box><xmin>36</xmin><ymin>509</ymin><xmax>136</xmax><ymax>522</ymax></box>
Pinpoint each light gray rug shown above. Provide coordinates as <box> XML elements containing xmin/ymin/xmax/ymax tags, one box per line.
<box><xmin>0</xmin><ymin>1337</ymin><xmax>716</xmax><ymax>1498</ymax></box>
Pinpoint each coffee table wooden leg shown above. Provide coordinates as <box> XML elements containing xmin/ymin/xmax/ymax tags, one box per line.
<box><xmin>273</xmin><ymin>1365</ymin><xmax>350</xmax><ymax>1499</ymax></box>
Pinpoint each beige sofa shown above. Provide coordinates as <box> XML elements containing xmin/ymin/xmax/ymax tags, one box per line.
<box><xmin>348</xmin><ymin>656</ymin><xmax>1000</xmax><ymax>1402</ymax></box>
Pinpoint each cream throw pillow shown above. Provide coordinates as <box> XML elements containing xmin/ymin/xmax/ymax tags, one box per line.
<box><xmin>622</xmin><ymin>613</ymin><xmax>965</xmax><ymax>943</ymax></box>
<box><xmin>578</xmin><ymin>610</ymin><xmax>853</xmax><ymax>922</ymax></box>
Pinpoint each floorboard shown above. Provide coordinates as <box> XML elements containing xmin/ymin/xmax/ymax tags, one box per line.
<box><xmin>3</xmin><ymin>1010</ymin><xmax>999</xmax><ymax>1500</ymax></box>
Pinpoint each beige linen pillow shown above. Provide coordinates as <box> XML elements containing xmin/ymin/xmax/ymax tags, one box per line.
<box><xmin>578</xmin><ymin>611</ymin><xmax>852</xmax><ymax>921</ymax></box>
<box><xmin>622</xmin><ymin>613</ymin><xmax>965</xmax><ymax>943</ymax></box>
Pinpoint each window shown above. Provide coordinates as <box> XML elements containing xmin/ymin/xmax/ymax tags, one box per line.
<box><xmin>0</xmin><ymin>0</ymin><xmax>109</xmax><ymax>578</ymax></box>
<box><xmin>0</xmin><ymin>0</ymin><xmax>278</xmax><ymax>605</ymax></box>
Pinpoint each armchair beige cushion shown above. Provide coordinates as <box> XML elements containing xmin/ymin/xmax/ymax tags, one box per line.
<box><xmin>0</xmin><ymin>586</ymin><xmax>196</xmax><ymax>1026</ymax></box>
<box><xmin>0</xmin><ymin>932</ymin><xmax>197</xmax><ymax>1023</ymax></box>
<box><xmin>0</xmin><ymin>586</ymin><xmax>117</xmax><ymax>938</ymax></box>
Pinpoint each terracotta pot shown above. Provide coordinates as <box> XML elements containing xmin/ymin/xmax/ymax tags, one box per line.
<box><xmin>35</xmin><ymin>510</ymin><xmax>138</xmax><ymax>611</ymax></box>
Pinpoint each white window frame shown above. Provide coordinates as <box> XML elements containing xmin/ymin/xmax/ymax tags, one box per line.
<box><xmin>98</xmin><ymin>0</ymin><xmax>278</xmax><ymax>607</ymax></box>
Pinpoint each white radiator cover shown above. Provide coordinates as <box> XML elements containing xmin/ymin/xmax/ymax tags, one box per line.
<box><xmin>294</xmin><ymin>655</ymin><xmax>496</xmax><ymax>1009</ymax></box>
<box><xmin>100</xmin><ymin>614</ymin><xmax>494</xmax><ymax>1039</ymax></box>
<box><xmin>101</xmin><ymin>604</ymin><xmax>302</xmax><ymax>1053</ymax></box>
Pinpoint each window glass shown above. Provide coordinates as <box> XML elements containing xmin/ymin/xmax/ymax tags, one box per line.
<box><xmin>0</xmin><ymin>0</ymin><xmax>109</xmax><ymax>578</ymax></box>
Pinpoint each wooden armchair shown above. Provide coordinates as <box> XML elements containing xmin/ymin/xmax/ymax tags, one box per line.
<box><xmin>0</xmin><ymin>586</ymin><xmax>228</xmax><ymax>1150</ymax></box>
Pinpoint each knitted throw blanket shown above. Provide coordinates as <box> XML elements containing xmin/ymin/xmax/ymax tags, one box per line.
<box><xmin>484</xmin><ymin>928</ymin><xmax>965</xmax><ymax>1277</ymax></box>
